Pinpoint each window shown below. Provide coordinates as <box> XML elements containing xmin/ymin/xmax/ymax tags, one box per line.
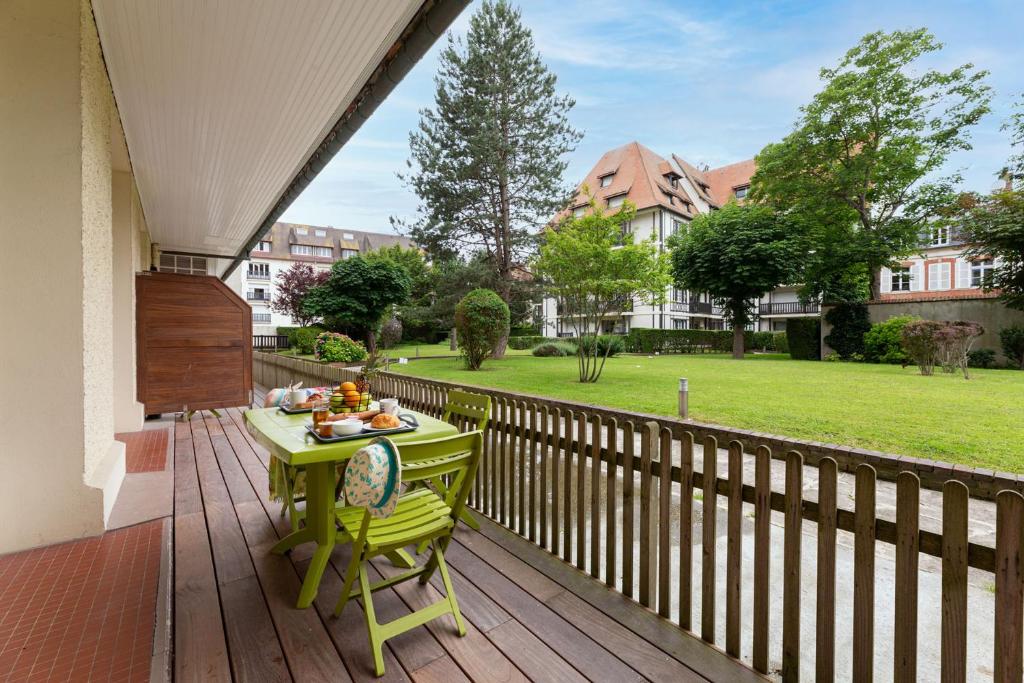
<box><xmin>343</xmin><ymin>232</ymin><xmax>355</xmax><ymax>240</ymax></box>
<box><xmin>573</xmin><ymin>207</ymin><xmax>585</xmax><ymax>218</ymax></box>
<box><xmin>247</xmin><ymin>263</ymin><xmax>270</xmax><ymax>279</ymax></box>
<box><xmin>314</xmin><ymin>229</ymin><xmax>327</xmax><ymax>237</ymax></box>
<box><xmin>314</xmin><ymin>246</ymin><xmax>332</xmax><ymax>258</ymax></box>
<box><xmin>733</xmin><ymin>185</ymin><xmax>749</xmax><ymax>199</ymax></box>
<box><xmin>599</xmin><ymin>174</ymin><xmax>614</xmax><ymax>188</ymax></box>
<box><xmin>607</xmin><ymin>195</ymin><xmax>625</xmax><ymax>209</ymax></box>
<box><xmin>971</xmin><ymin>258</ymin><xmax>994</xmax><ymax>288</ymax></box>
<box><xmin>157</xmin><ymin>253</ymin><xmax>207</xmax><ymax>275</ymax></box>
<box><xmin>247</xmin><ymin>288</ymin><xmax>269</xmax><ymax>301</ymax></box>
<box><xmin>252</xmin><ymin>312</ymin><xmax>272</xmax><ymax>324</ymax></box>
<box><xmin>891</xmin><ymin>266</ymin><xmax>912</xmax><ymax>292</ymax></box>
<box><xmin>295</xmin><ymin>227</ymin><xmax>308</xmax><ymax>236</ymax></box>
<box><xmin>670</xmin><ymin>287</ymin><xmax>686</xmax><ymax>303</ymax></box>
<box><xmin>673</xmin><ymin>318</ymin><xmax>688</xmax><ymax>330</ymax></box>
<box><xmin>669</xmin><ymin>175</ymin><xmax>679</xmax><ymax>189</ymax></box>
<box><xmin>928</xmin><ymin>261</ymin><xmax>950</xmax><ymax>290</ymax></box>
<box><xmin>253</xmin><ymin>240</ymin><xmax>272</xmax><ymax>253</ymax></box>
<box><xmin>669</xmin><ymin>219</ymin><xmax>683</xmax><ymax>238</ymax></box>
<box><xmin>341</xmin><ymin>249</ymin><xmax>358</xmax><ymax>260</ymax></box>
<box><xmin>930</xmin><ymin>226</ymin><xmax>950</xmax><ymax>246</ymax></box>
<box><xmin>290</xmin><ymin>244</ymin><xmax>314</xmax><ymax>256</ymax></box>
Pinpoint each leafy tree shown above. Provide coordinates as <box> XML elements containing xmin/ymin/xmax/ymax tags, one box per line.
<box><xmin>750</xmin><ymin>29</ymin><xmax>991</xmax><ymax>299</ymax></box>
<box><xmin>455</xmin><ymin>289</ymin><xmax>510</xmax><ymax>370</ymax></box>
<box><xmin>397</xmin><ymin>0</ymin><xmax>581</xmax><ymax>356</ymax></box>
<box><xmin>534</xmin><ymin>199</ymin><xmax>670</xmax><ymax>382</ymax></box>
<box><xmin>429</xmin><ymin>254</ymin><xmax>540</xmax><ymax>340</ymax></box>
<box><xmin>364</xmin><ymin>245</ymin><xmax>437</xmax><ymax>340</ymax></box>
<box><xmin>270</xmin><ymin>262</ymin><xmax>329</xmax><ymax>328</ymax></box>
<box><xmin>303</xmin><ymin>256</ymin><xmax>411</xmax><ymax>355</ymax></box>
<box><xmin>1000</xmin><ymin>325</ymin><xmax>1024</xmax><ymax>369</ymax></box>
<box><xmin>671</xmin><ymin>203</ymin><xmax>804</xmax><ymax>359</ymax></box>
<box><xmin>959</xmin><ymin>97</ymin><xmax>1024</xmax><ymax>311</ymax></box>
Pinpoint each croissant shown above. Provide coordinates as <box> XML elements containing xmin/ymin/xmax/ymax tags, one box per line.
<box><xmin>370</xmin><ymin>413</ymin><xmax>401</xmax><ymax>429</ymax></box>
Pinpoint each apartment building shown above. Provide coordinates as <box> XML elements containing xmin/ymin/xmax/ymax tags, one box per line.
<box><xmin>221</xmin><ymin>222</ymin><xmax>414</xmax><ymax>333</ymax></box>
<box><xmin>541</xmin><ymin>142</ymin><xmax>814</xmax><ymax>336</ymax></box>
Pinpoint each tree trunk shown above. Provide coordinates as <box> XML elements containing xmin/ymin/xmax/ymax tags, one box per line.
<box><xmin>491</xmin><ymin>277</ymin><xmax>512</xmax><ymax>359</ymax></box>
<box><xmin>732</xmin><ymin>323</ymin><xmax>745</xmax><ymax>360</ymax></box>
<box><xmin>868</xmin><ymin>268</ymin><xmax>881</xmax><ymax>301</ymax></box>
<box><xmin>366</xmin><ymin>330</ymin><xmax>378</xmax><ymax>358</ymax></box>
<box><xmin>449</xmin><ymin>327</ymin><xmax>457</xmax><ymax>351</ymax></box>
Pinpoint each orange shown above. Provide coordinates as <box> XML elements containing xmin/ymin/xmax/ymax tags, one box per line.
<box><xmin>340</xmin><ymin>381</ymin><xmax>357</xmax><ymax>392</ymax></box>
<box><xmin>344</xmin><ymin>395</ymin><xmax>361</xmax><ymax>407</ymax></box>
<box><xmin>343</xmin><ymin>390</ymin><xmax>359</xmax><ymax>398</ymax></box>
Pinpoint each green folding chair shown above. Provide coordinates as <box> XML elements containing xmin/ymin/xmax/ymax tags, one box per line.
<box><xmin>334</xmin><ymin>431</ymin><xmax>483</xmax><ymax>677</ymax></box>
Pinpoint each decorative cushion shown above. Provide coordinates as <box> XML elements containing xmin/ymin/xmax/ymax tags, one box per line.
<box><xmin>343</xmin><ymin>437</ymin><xmax>401</xmax><ymax>519</ymax></box>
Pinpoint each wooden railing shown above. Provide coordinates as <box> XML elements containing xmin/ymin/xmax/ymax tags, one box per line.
<box><xmin>253</xmin><ymin>334</ymin><xmax>289</xmax><ymax>350</ymax></box>
<box><xmin>253</xmin><ymin>352</ymin><xmax>1024</xmax><ymax>680</ymax></box>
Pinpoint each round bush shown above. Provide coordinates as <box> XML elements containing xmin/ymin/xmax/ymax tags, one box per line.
<box><xmin>455</xmin><ymin>289</ymin><xmax>510</xmax><ymax>370</ymax></box>
<box><xmin>967</xmin><ymin>348</ymin><xmax>997</xmax><ymax>369</ymax></box>
<box><xmin>824</xmin><ymin>303</ymin><xmax>871</xmax><ymax>359</ymax></box>
<box><xmin>293</xmin><ymin>326</ymin><xmax>323</xmax><ymax>355</ymax></box>
<box><xmin>532</xmin><ymin>341</ymin><xmax>578</xmax><ymax>357</ymax></box>
<box><xmin>314</xmin><ymin>332</ymin><xmax>367</xmax><ymax>363</ymax></box>
<box><xmin>1000</xmin><ymin>325</ymin><xmax>1024</xmax><ymax>369</ymax></box>
<box><xmin>576</xmin><ymin>335</ymin><xmax>624</xmax><ymax>357</ymax></box>
<box><xmin>863</xmin><ymin>316</ymin><xmax>915</xmax><ymax>364</ymax></box>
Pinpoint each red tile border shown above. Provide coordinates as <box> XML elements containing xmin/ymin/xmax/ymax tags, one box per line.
<box><xmin>116</xmin><ymin>430</ymin><xmax>168</xmax><ymax>473</ymax></box>
<box><xmin>0</xmin><ymin>521</ymin><xmax>162</xmax><ymax>682</ymax></box>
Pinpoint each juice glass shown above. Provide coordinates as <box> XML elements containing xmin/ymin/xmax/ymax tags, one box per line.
<box><xmin>312</xmin><ymin>398</ymin><xmax>330</xmax><ymax>429</ymax></box>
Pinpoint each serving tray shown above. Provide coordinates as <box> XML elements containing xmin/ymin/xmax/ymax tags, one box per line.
<box><xmin>279</xmin><ymin>404</ymin><xmax>313</xmax><ymax>415</ymax></box>
<box><xmin>305</xmin><ymin>413</ymin><xmax>419</xmax><ymax>443</ymax></box>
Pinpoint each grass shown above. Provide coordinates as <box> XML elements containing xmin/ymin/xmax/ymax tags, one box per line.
<box><xmin>392</xmin><ymin>352</ymin><xmax>1024</xmax><ymax>472</ymax></box>
<box><xmin>274</xmin><ymin>340</ymin><xmax>532</xmax><ymax>363</ymax></box>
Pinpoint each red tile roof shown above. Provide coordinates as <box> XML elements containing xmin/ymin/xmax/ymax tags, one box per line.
<box><xmin>703</xmin><ymin>159</ymin><xmax>756</xmax><ymax>206</ymax></box>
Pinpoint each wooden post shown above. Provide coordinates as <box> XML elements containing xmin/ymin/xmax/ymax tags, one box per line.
<box><xmin>701</xmin><ymin>435</ymin><xmax>718</xmax><ymax>643</ymax></box>
<box><xmin>894</xmin><ymin>471</ymin><xmax>920</xmax><ymax>683</ymax></box>
<box><xmin>782</xmin><ymin>450</ymin><xmax>802</xmax><ymax>682</ymax></box>
<box><xmin>994</xmin><ymin>490</ymin><xmax>1024</xmax><ymax>682</ymax></box>
<box><xmin>941</xmin><ymin>480</ymin><xmax>969</xmax><ymax>683</ymax></box>
<box><xmin>854</xmin><ymin>464</ymin><xmax>876</xmax><ymax>683</ymax></box>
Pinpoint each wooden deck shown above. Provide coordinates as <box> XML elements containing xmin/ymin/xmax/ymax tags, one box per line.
<box><xmin>173</xmin><ymin>408</ymin><xmax>764</xmax><ymax>682</ymax></box>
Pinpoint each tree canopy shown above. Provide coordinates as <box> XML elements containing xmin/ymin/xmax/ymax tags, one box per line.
<box><xmin>269</xmin><ymin>262</ymin><xmax>329</xmax><ymax>328</ymax></box>
<box><xmin>534</xmin><ymin>199</ymin><xmax>670</xmax><ymax>382</ymax></box>
<box><xmin>750</xmin><ymin>29</ymin><xmax>991</xmax><ymax>300</ymax></box>
<box><xmin>397</xmin><ymin>0</ymin><xmax>580</xmax><ymax>355</ymax></box>
<box><xmin>671</xmin><ymin>203</ymin><xmax>804</xmax><ymax>359</ymax></box>
<box><xmin>303</xmin><ymin>256</ymin><xmax>411</xmax><ymax>355</ymax></box>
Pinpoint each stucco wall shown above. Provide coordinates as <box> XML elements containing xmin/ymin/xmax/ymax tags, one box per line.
<box><xmin>0</xmin><ymin>0</ymin><xmax>125</xmax><ymax>552</ymax></box>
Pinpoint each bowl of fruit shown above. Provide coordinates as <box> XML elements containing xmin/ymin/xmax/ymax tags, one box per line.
<box><xmin>330</xmin><ymin>381</ymin><xmax>372</xmax><ymax>414</ymax></box>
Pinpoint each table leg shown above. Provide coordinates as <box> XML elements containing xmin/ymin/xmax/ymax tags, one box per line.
<box><xmin>270</xmin><ymin>527</ymin><xmax>314</xmax><ymax>555</ymax></box>
<box><xmin>295</xmin><ymin>462</ymin><xmax>336</xmax><ymax>609</ymax></box>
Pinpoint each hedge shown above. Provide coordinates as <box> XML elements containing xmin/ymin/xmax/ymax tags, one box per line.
<box><xmin>786</xmin><ymin>318</ymin><xmax>821</xmax><ymax>360</ymax></box>
<box><xmin>508</xmin><ymin>335</ymin><xmax>560</xmax><ymax>350</ymax></box>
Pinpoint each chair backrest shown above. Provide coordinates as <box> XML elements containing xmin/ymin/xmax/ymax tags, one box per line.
<box><xmin>442</xmin><ymin>390</ymin><xmax>491</xmax><ymax>433</ymax></box>
<box><xmin>398</xmin><ymin>431</ymin><xmax>483</xmax><ymax>519</ymax></box>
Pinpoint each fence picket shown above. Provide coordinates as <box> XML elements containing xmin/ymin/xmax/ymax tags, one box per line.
<box><xmin>894</xmin><ymin>471</ymin><xmax>920</xmax><ymax>683</ymax></box>
<box><xmin>605</xmin><ymin>418</ymin><xmax>618</xmax><ymax>589</ymax></box>
<box><xmin>815</xmin><ymin>457</ymin><xmax>837</xmax><ymax>683</ymax></box>
<box><xmin>753</xmin><ymin>445</ymin><xmax>771</xmax><ymax>675</ymax></box>
<box><xmin>941</xmin><ymin>480</ymin><xmax>969</xmax><ymax>683</ymax></box>
<box><xmin>563</xmin><ymin>409</ymin><xmax>574</xmax><ymax>564</ymax></box>
<box><xmin>701</xmin><ymin>435</ymin><xmax>717</xmax><ymax>643</ymax></box>
<box><xmin>994</xmin><ymin>490</ymin><xmax>1024</xmax><ymax>682</ymax></box>
<box><xmin>658</xmin><ymin>428</ymin><xmax>673</xmax><ymax>618</ymax></box>
<box><xmin>529</xmin><ymin>403</ymin><xmax>539</xmax><ymax>543</ymax></box>
<box><xmin>678</xmin><ymin>432</ymin><xmax>694</xmax><ymax>631</ymax></box>
<box><xmin>854</xmin><ymin>464</ymin><xmax>876</xmax><ymax>683</ymax></box>
<box><xmin>725</xmin><ymin>441</ymin><xmax>743</xmax><ymax>658</ymax></box>
<box><xmin>518</xmin><ymin>401</ymin><xmax>528</xmax><ymax>537</ymax></box>
<box><xmin>551</xmin><ymin>407</ymin><xmax>562</xmax><ymax>556</ymax></box>
<box><xmin>576</xmin><ymin>412</ymin><xmax>587</xmax><ymax>571</ymax></box>
<box><xmin>622</xmin><ymin>421</ymin><xmax>635</xmax><ymax>599</ymax></box>
<box><xmin>639</xmin><ymin>422</ymin><xmax>657</xmax><ymax>608</ymax></box>
<box><xmin>539</xmin><ymin>405</ymin><xmax>550</xmax><ymax>550</ymax></box>
<box><xmin>591</xmin><ymin>415</ymin><xmax>603</xmax><ymax>579</ymax></box>
<box><xmin>783</xmin><ymin>450</ymin><xmax>802</xmax><ymax>682</ymax></box>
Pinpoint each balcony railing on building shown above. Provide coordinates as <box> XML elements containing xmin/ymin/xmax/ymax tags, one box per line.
<box><xmin>252</xmin><ymin>312</ymin><xmax>272</xmax><ymax>324</ymax></box>
<box><xmin>247</xmin><ymin>292</ymin><xmax>272</xmax><ymax>302</ymax></box>
<box><xmin>556</xmin><ymin>296</ymin><xmax>633</xmax><ymax>316</ymax></box>
<box><xmin>759</xmin><ymin>301</ymin><xmax>820</xmax><ymax>316</ymax></box>
<box><xmin>247</xmin><ymin>269</ymin><xmax>271</xmax><ymax>280</ymax></box>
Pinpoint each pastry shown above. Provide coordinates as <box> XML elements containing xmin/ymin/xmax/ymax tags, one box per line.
<box><xmin>370</xmin><ymin>413</ymin><xmax>401</xmax><ymax>429</ymax></box>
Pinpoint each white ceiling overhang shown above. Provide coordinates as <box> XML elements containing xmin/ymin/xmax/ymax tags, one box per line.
<box><xmin>92</xmin><ymin>0</ymin><xmax>428</xmax><ymax>272</ymax></box>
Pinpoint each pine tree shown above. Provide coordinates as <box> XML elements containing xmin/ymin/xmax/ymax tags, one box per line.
<box><xmin>396</xmin><ymin>0</ymin><xmax>581</xmax><ymax>356</ymax></box>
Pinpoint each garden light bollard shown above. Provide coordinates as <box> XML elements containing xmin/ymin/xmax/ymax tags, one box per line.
<box><xmin>678</xmin><ymin>378</ymin><xmax>688</xmax><ymax>419</ymax></box>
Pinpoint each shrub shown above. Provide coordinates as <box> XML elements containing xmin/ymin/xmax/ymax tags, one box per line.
<box><xmin>901</xmin><ymin>320</ymin><xmax>944</xmax><ymax>375</ymax></box>
<box><xmin>577</xmin><ymin>335</ymin><xmax>624</xmax><ymax>357</ymax></box>
<box><xmin>967</xmin><ymin>348</ymin><xmax>997</xmax><ymax>368</ymax></box>
<box><xmin>293</xmin><ymin>326</ymin><xmax>323</xmax><ymax>355</ymax></box>
<box><xmin>786</xmin><ymin>318</ymin><xmax>821</xmax><ymax>360</ymax></box>
<box><xmin>935</xmin><ymin>321</ymin><xmax>984</xmax><ymax>378</ymax></box>
<box><xmin>746</xmin><ymin>331</ymin><xmax>775</xmax><ymax>351</ymax></box>
<box><xmin>532</xmin><ymin>341</ymin><xmax>578</xmax><ymax>357</ymax></box>
<box><xmin>823</xmin><ymin>303</ymin><xmax>871</xmax><ymax>359</ymax></box>
<box><xmin>509</xmin><ymin>336</ymin><xmax>559</xmax><ymax>350</ymax></box>
<box><xmin>863</xmin><ymin>316</ymin><xmax>915</xmax><ymax>364</ymax></box>
<box><xmin>1000</xmin><ymin>325</ymin><xmax>1024</xmax><ymax>369</ymax></box>
<box><xmin>623</xmin><ymin>329</ymin><xmax>734</xmax><ymax>354</ymax></box>
<box><xmin>455</xmin><ymin>288</ymin><xmax>510</xmax><ymax>370</ymax></box>
<box><xmin>313</xmin><ymin>332</ymin><xmax>367</xmax><ymax>363</ymax></box>
<box><xmin>773</xmin><ymin>332</ymin><xmax>789</xmax><ymax>354</ymax></box>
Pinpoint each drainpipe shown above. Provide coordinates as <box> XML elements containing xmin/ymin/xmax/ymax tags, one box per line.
<box><xmin>220</xmin><ymin>0</ymin><xmax>469</xmax><ymax>281</ymax></box>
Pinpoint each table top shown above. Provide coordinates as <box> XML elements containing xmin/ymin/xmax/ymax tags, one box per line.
<box><xmin>244</xmin><ymin>407</ymin><xmax>459</xmax><ymax>467</ymax></box>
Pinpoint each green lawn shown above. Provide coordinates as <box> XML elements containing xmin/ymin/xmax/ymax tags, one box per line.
<box><xmin>274</xmin><ymin>341</ymin><xmax>531</xmax><ymax>362</ymax></box>
<box><xmin>392</xmin><ymin>353</ymin><xmax>1024</xmax><ymax>472</ymax></box>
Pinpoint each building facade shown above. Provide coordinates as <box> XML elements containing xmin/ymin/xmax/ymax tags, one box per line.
<box><xmin>541</xmin><ymin>142</ymin><xmax>816</xmax><ymax>337</ymax></box>
<box><xmin>222</xmin><ymin>222</ymin><xmax>415</xmax><ymax>333</ymax></box>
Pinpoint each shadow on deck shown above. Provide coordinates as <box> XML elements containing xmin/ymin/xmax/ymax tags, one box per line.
<box><xmin>173</xmin><ymin>408</ymin><xmax>764</xmax><ymax>682</ymax></box>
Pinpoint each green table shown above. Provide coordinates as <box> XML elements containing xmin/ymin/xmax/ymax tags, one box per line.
<box><xmin>245</xmin><ymin>407</ymin><xmax>459</xmax><ymax>608</ymax></box>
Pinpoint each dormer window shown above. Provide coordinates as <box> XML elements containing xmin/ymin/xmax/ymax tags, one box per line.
<box><xmin>733</xmin><ymin>185</ymin><xmax>749</xmax><ymax>199</ymax></box>
<box><xmin>573</xmin><ymin>206</ymin><xmax>586</xmax><ymax>218</ymax></box>
<box><xmin>343</xmin><ymin>232</ymin><xmax>355</xmax><ymax>240</ymax></box>
<box><xmin>296</xmin><ymin>227</ymin><xmax>308</xmax><ymax>236</ymax></box>
<box><xmin>599</xmin><ymin>173</ymin><xmax>614</xmax><ymax>188</ymax></box>
<box><xmin>930</xmin><ymin>226</ymin><xmax>950</xmax><ymax>246</ymax></box>
<box><xmin>314</xmin><ymin>229</ymin><xmax>327</xmax><ymax>237</ymax></box>
<box><xmin>607</xmin><ymin>195</ymin><xmax>625</xmax><ymax>209</ymax></box>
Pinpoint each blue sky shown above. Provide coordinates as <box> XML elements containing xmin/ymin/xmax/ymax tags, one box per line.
<box><xmin>280</xmin><ymin>0</ymin><xmax>1024</xmax><ymax>233</ymax></box>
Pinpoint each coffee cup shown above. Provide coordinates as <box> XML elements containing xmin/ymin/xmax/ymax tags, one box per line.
<box><xmin>380</xmin><ymin>398</ymin><xmax>399</xmax><ymax>416</ymax></box>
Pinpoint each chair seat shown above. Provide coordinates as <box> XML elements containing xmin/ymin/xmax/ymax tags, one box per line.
<box><xmin>336</xmin><ymin>487</ymin><xmax>453</xmax><ymax>552</ymax></box>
